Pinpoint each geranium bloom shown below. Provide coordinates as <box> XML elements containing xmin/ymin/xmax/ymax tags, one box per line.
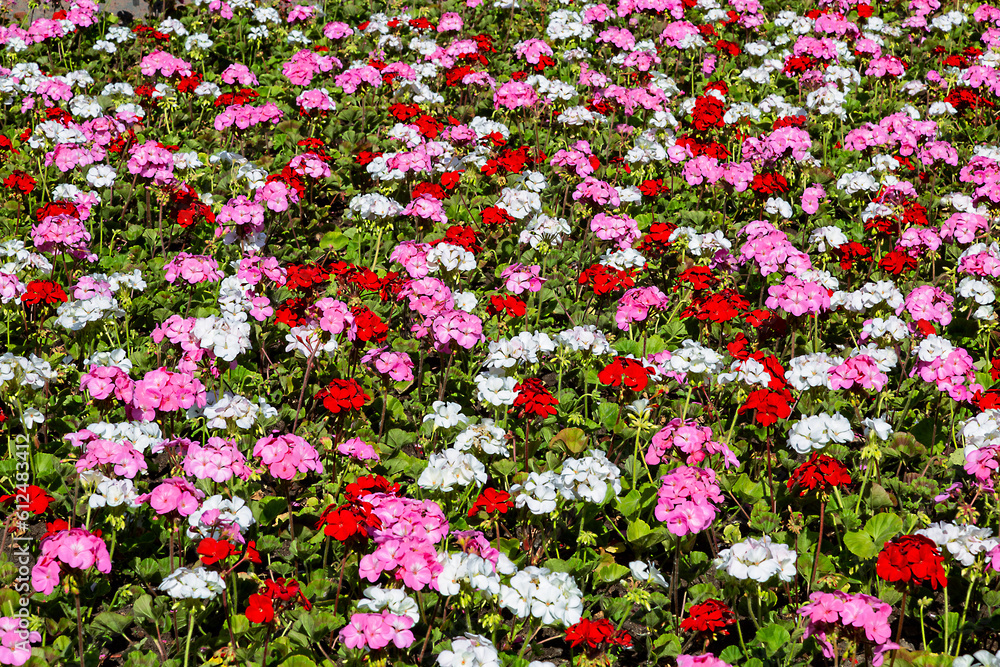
<box><xmin>876</xmin><ymin>535</ymin><xmax>947</xmax><ymax>589</ymax></box>
<box><xmin>787</xmin><ymin>453</ymin><xmax>852</xmax><ymax>495</ymax></box>
<box><xmin>510</xmin><ymin>378</ymin><xmax>558</xmax><ymax>419</ymax></box>
<box><xmin>681</xmin><ymin>599</ymin><xmax>735</xmax><ymax>635</ymax></box>
<box><xmin>315</xmin><ymin>379</ymin><xmax>370</xmax><ymax>413</ymax></box>
<box><xmin>254</xmin><ymin>433</ymin><xmax>324</xmax><ymax>480</ymax></box>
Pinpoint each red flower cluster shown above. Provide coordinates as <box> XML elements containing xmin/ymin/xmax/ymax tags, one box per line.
<box><xmin>21</xmin><ymin>281</ymin><xmax>67</xmax><ymax>306</ymax></box>
<box><xmin>638</xmin><ymin>222</ymin><xmax>678</xmax><ymax>258</ymax></box>
<box><xmin>681</xmin><ymin>289</ymin><xmax>750</xmax><ymax>323</ymax></box>
<box><xmin>578</xmin><ymin>264</ymin><xmax>638</xmax><ymax>296</ymax></box>
<box><xmin>750</xmin><ymin>173</ymin><xmax>790</xmax><ymax>196</ymax></box>
<box><xmin>598</xmin><ymin>358</ymin><xmax>655</xmax><ymax>392</ymax></box>
<box><xmin>432</xmin><ymin>225</ymin><xmax>482</xmax><ymax>254</ymax></box>
<box><xmin>468</xmin><ymin>488</ymin><xmax>513</xmax><ymax>517</ymax></box>
<box><xmin>680</xmin><ymin>599</ymin><xmax>735</xmax><ymax>635</ymax></box>
<box><xmin>488</xmin><ymin>294</ymin><xmax>527</xmax><ymax>318</ymax></box>
<box><xmin>285</xmin><ymin>262</ymin><xmax>331</xmax><ymax>292</ymax></box>
<box><xmin>246</xmin><ymin>578</ymin><xmax>311</xmax><ymax>624</ymax></box>
<box><xmin>351</xmin><ymin>306</ymin><xmax>388</xmax><ymax>343</ymax></box>
<box><xmin>786</xmin><ymin>453</ymin><xmax>852</xmax><ymax>496</ymax></box>
<box><xmin>316</xmin><ymin>499</ymin><xmax>381</xmax><ymax>542</ymax></box>
<box><xmin>879</xmin><ymin>250</ymin><xmax>919</xmax><ymax>275</ymax></box>
<box><xmin>197</xmin><ymin>537</ymin><xmax>261</xmax><ymax>566</ymax></box>
<box><xmin>876</xmin><ymin>535</ymin><xmax>947</xmax><ymax>589</ymax></box>
<box><xmin>690</xmin><ymin>95</ymin><xmax>725</xmax><ymax>131</ymax></box>
<box><xmin>738</xmin><ymin>388</ymin><xmax>793</xmax><ymax>428</ymax></box>
<box><xmin>565</xmin><ymin>618</ymin><xmax>632</xmax><ymax>650</ymax></box>
<box><xmin>481</xmin><ymin>145</ymin><xmax>542</xmax><ymax>176</ymax></box>
<box><xmin>833</xmin><ymin>242</ymin><xmax>872</xmax><ymax>271</ymax></box>
<box><xmin>511</xmin><ymin>378</ymin><xmax>558</xmax><ymax>419</ymax></box>
<box><xmin>315</xmin><ymin>379</ymin><xmax>370</xmax><ymax>413</ymax></box>
<box><xmin>0</xmin><ymin>485</ymin><xmax>53</xmax><ymax>515</ymax></box>
<box><xmin>674</xmin><ymin>266</ymin><xmax>718</xmax><ymax>291</ymax></box>
<box><xmin>481</xmin><ymin>206</ymin><xmax>515</xmax><ymax>226</ymax></box>
<box><xmin>3</xmin><ymin>170</ymin><xmax>35</xmax><ymax>194</ymax></box>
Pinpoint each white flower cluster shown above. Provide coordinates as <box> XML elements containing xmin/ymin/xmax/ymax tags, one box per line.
<box><xmin>669</xmin><ymin>227</ymin><xmax>733</xmax><ymax>257</ymax></box>
<box><xmin>437</xmin><ymin>550</ymin><xmax>517</xmax><ymax>597</ymax></box>
<box><xmin>717</xmin><ymin>356</ymin><xmax>775</xmax><ymax>388</ymax></box>
<box><xmin>954</xmin><ymin>650</ymin><xmax>1000</xmax><ymax>667</ymax></box>
<box><xmin>188</xmin><ymin>392</ymin><xmax>277</xmax><ymax>430</ymax></box>
<box><xmin>962</xmin><ymin>410</ymin><xmax>1000</xmax><ymax>453</ymax></box>
<box><xmin>424</xmin><ymin>401</ymin><xmax>470</xmax><ymax>429</ymax></box>
<box><xmin>498</xmin><ymin>566</ymin><xmax>584</xmax><ymax>626</ymax></box>
<box><xmin>916</xmin><ymin>522</ymin><xmax>999</xmax><ymax>567</ymax></box>
<box><xmin>629</xmin><ymin>560</ymin><xmax>669</xmax><ymax>588</ymax></box>
<box><xmin>600</xmin><ymin>247</ymin><xmax>646</xmax><ymax>270</ymax></box>
<box><xmin>786</xmin><ymin>412</ymin><xmax>854</xmax><ymax>454</ymax></box>
<box><xmin>959</xmin><ymin>277</ymin><xmax>997</xmax><ymax>320</ymax></box>
<box><xmin>831</xmin><ymin>280</ymin><xmax>904</xmax><ymax>312</ymax></box>
<box><xmin>159</xmin><ymin>566</ymin><xmax>225</xmax><ymax>600</ymax></box>
<box><xmin>511</xmin><ymin>471</ymin><xmax>560</xmax><ymax>514</ymax></box>
<box><xmin>285</xmin><ymin>325</ymin><xmax>338</xmax><ymax>358</ymax></box>
<box><xmin>88</xmin><ymin>475</ymin><xmax>141</xmax><ymax>509</ymax></box>
<box><xmin>520</xmin><ymin>214</ymin><xmax>571</xmax><ymax>248</ymax></box>
<box><xmin>356</xmin><ymin>586</ymin><xmax>420</xmax><ymax>622</ymax></box>
<box><xmin>557</xmin><ymin>450</ymin><xmax>621</xmax><ymax>504</ymax></box>
<box><xmin>668</xmin><ymin>339</ymin><xmax>724</xmax><ymax>377</ymax></box>
<box><xmin>77</xmin><ymin>420</ymin><xmax>164</xmax><ymax>455</ymax></box>
<box><xmin>427</xmin><ymin>243</ymin><xmax>476</xmax><ymax>273</ymax></box>
<box><xmin>437</xmin><ymin>634</ymin><xmax>501</xmax><ymax>667</ymax></box>
<box><xmin>484</xmin><ymin>331</ymin><xmax>557</xmax><ymax>369</ymax></box>
<box><xmin>715</xmin><ymin>536</ymin><xmax>797</xmax><ymax>583</ymax></box>
<box><xmin>0</xmin><ymin>353</ymin><xmax>58</xmax><ymax>390</ymax></box>
<box><xmin>475</xmin><ymin>370</ymin><xmax>519</xmax><ymax>406</ymax></box>
<box><xmin>55</xmin><ymin>294</ymin><xmax>125</xmax><ymax>331</ymax></box>
<box><xmin>186</xmin><ymin>495</ymin><xmax>255</xmax><ymax>540</ymax></box>
<box><xmin>0</xmin><ymin>239</ymin><xmax>52</xmax><ymax>275</ymax></box>
<box><xmin>192</xmin><ymin>314</ymin><xmax>252</xmax><ymax>362</ymax></box>
<box><xmin>556</xmin><ymin>325</ymin><xmax>613</xmax><ymax>355</ymax></box>
<box><xmin>861</xmin><ymin>316</ymin><xmax>909</xmax><ymax>341</ymax></box>
<box><xmin>417</xmin><ymin>449</ymin><xmax>487</xmax><ymax>492</ymax></box>
<box><xmin>454</xmin><ymin>420</ymin><xmax>509</xmax><ymax>456</ymax></box>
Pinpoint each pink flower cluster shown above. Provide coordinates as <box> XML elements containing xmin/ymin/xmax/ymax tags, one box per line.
<box><xmin>0</xmin><ymin>615</ymin><xmax>41</xmax><ymax>667</ymax></box>
<box><xmin>550</xmin><ymin>140</ymin><xmax>598</xmax><ymax>177</ymax></box>
<box><xmin>31</xmin><ymin>528</ymin><xmax>111</xmax><ymax>595</ymax></box>
<box><xmin>131</xmin><ymin>367</ymin><xmax>208</xmax><ymax>420</ymax></box>
<box><xmin>910</xmin><ymin>345</ymin><xmax>983</xmax><ymax>402</ymax></box>
<box><xmin>362</xmin><ymin>347</ymin><xmax>415</xmax><ymax>382</ymax></box>
<box><xmin>72</xmin><ymin>437</ymin><xmax>147</xmax><ymax>478</ymax></box>
<box><xmin>184</xmin><ymin>437</ymin><xmax>253</xmax><ymax>482</ymax></box>
<box><xmin>646</xmin><ymin>419</ymin><xmax>739</xmax><ymax>468</ymax></box>
<box><xmin>493</xmin><ymin>80</ymin><xmax>538</xmax><ymax>110</ymax></box>
<box><xmin>213</xmin><ymin>102</ymin><xmax>284</xmax><ymax>132</ymax></box>
<box><xmin>139</xmin><ymin>49</ymin><xmax>193</xmax><ymax>77</ymax></box>
<box><xmin>573</xmin><ymin>176</ymin><xmax>620</xmax><ymax>207</ymax></box>
<box><xmin>739</xmin><ymin>221</ymin><xmax>811</xmax><ymax>276</ymax></box>
<box><xmin>654</xmin><ymin>466</ymin><xmax>724</xmax><ymax>536</ymax></box>
<box><xmin>358</xmin><ymin>493</ymin><xmax>449</xmax><ymax>591</ymax></box>
<box><xmin>215</xmin><ymin>195</ymin><xmax>267</xmax><ymax>243</ymax></box>
<box><xmin>828</xmin><ymin>355</ymin><xmax>888</xmax><ymax>392</ymax></box>
<box><xmin>765</xmin><ymin>275</ymin><xmax>830</xmax><ymax>317</ymax></box>
<box><xmin>255</xmin><ymin>178</ymin><xmax>299</xmax><ymax>213</ymax></box>
<box><xmin>616</xmin><ymin>286</ymin><xmax>669</xmax><ymax>331</ymax></box>
<box><xmin>31</xmin><ymin>213</ymin><xmax>95</xmax><ymax>262</ymax></box>
<box><xmin>897</xmin><ymin>285</ymin><xmax>954</xmax><ymax>325</ymax></box>
<box><xmin>677</xmin><ymin>655</ymin><xmax>732</xmax><ymax>667</ymax></box>
<box><xmin>501</xmin><ymin>263</ymin><xmax>545</xmax><ymax>295</ymax></box>
<box><xmin>430</xmin><ymin>309</ymin><xmax>484</xmax><ymax>350</ymax></box>
<box><xmin>799</xmin><ymin>591</ymin><xmax>897</xmax><ymax>666</ymax></box>
<box><xmin>142</xmin><ymin>477</ymin><xmax>204</xmax><ymax>516</ymax></box>
<box><xmin>127</xmin><ymin>141</ymin><xmax>176</xmax><ymax>185</ymax></box>
<box><xmin>402</xmin><ymin>195</ymin><xmax>447</xmax><ymax>224</ymax></box>
<box><xmin>164</xmin><ymin>253</ymin><xmax>223</xmax><ymax>285</ymax></box>
<box><xmin>333</xmin><ymin>65</ymin><xmax>381</xmax><ymax>93</ymax></box>
<box><xmin>80</xmin><ymin>365</ymin><xmax>134</xmax><ymax>402</ymax></box>
<box><xmin>591</xmin><ymin>212</ymin><xmax>640</xmax><ymax>249</ymax></box>
<box><xmin>220</xmin><ymin>62</ymin><xmax>258</xmax><ymax>85</ymax></box>
<box><xmin>284</xmin><ymin>48</ymin><xmax>340</xmax><ymax>86</ymax></box>
<box><xmin>964</xmin><ymin>444</ymin><xmax>1000</xmax><ymax>486</ymax></box>
<box><xmin>340</xmin><ymin>611</ymin><xmax>415</xmax><ymax>650</ymax></box>
<box><xmin>254</xmin><ymin>433</ymin><xmax>324</xmax><ymax>480</ymax></box>
<box><xmin>939</xmin><ymin>212</ymin><xmax>989</xmax><ymax>244</ymax></box>
<box><xmin>337</xmin><ymin>437</ymin><xmax>379</xmax><ymax>461</ymax></box>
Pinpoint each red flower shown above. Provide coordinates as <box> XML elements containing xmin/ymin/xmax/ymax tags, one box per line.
<box><xmin>511</xmin><ymin>378</ymin><xmax>558</xmax><ymax>419</ymax></box>
<box><xmin>488</xmin><ymin>294</ymin><xmax>526</xmax><ymax>319</ymax></box>
<box><xmin>565</xmin><ymin>618</ymin><xmax>631</xmax><ymax>649</ymax></box>
<box><xmin>3</xmin><ymin>170</ymin><xmax>35</xmax><ymax>194</ymax></box>
<box><xmin>578</xmin><ymin>264</ymin><xmax>637</xmax><ymax>296</ymax></box>
<box><xmin>879</xmin><ymin>250</ymin><xmax>919</xmax><ymax>275</ymax></box>
<box><xmin>21</xmin><ymin>281</ymin><xmax>67</xmax><ymax>306</ymax></box>
<box><xmin>315</xmin><ymin>379</ymin><xmax>370</xmax><ymax>413</ymax></box>
<box><xmin>680</xmin><ymin>289</ymin><xmax>750</xmax><ymax>323</ymax></box>
<box><xmin>351</xmin><ymin>306</ymin><xmax>388</xmax><ymax>343</ymax></box>
<box><xmin>598</xmin><ymin>358</ymin><xmax>654</xmax><ymax>392</ymax></box>
<box><xmin>412</xmin><ymin>182</ymin><xmax>446</xmax><ymax>200</ymax></box>
<box><xmin>786</xmin><ymin>453</ymin><xmax>852</xmax><ymax>496</ymax></box>
<box><xmin>441</xmin><ymin>172</ymin><xmax>463</xmax><ymax>190</ymax></box>
<box><xmin>750</xmin><ymin>173</ymin><xmax>790</xmax><ymax>196</ymax></box>
<box><xmin>41</xmin><ymin>519</ymin><xmax>69</xmax><ymax>540</ymax></box>
<box><xmin>833</xmin><ymin>242</ymin><xmax>871</xmax><ymax>271</ymax></box>
<box><xmin>690</xmin><ymin>95</ymin><xmax>725</xmax><ymax>131</ymax></box>
<box><xmin>680</xmin><ymin>599</ymin><xmax>735</xmax><ymax>634</ymax></box>
<box><xmin>316</xmin><ymin>500</ymin><xmax>381</xmax><ymax>541</ymax></box>
<box><xmin>388</xmin><ymin>103</ymin><xmax>422</xmax><ymax>121</ymax></box>
<box><xmin>197</xmin><ymin>537</ymin><xmax>235</xmax><ymax>565</ymax></box>
<box><xmin>0</xmin><ymin>485</ymin><xmax>53</xmax><ymax>515</ymax></box>
<box><xmin>245</xmin><ymin>594</ymin><xmax>275</xmax><ymax>624</ymax></box>
<box><xmin>674</xmin><ymin>266</ymin><xmax>718</xmax><ymax>291</ymax></box>
<box><xmin>468</xmin><ymin>488</ymin><xmax>513</xmax><ymax>517</ymax></box>
<box><xmin>345</xmin><ymin>475</ymin><xmax>399</xmax><ymax>502</ymax></box>
<box><xmin>638</xmin><ymin>179</ymin><xmax>665</xmax><ymax>197</ymax></box>
<box><xmin>857</xmin><ymin>3</ymin><xmax>873</xmax><ymax>16</ymax></box>
<box><xmin>876</xmin><ymin>535</ymin><xmax>947</xmax><ymax>589</ymax></box>
<box><xmin>481</xmin><ymin>206</ymin><xmax>514</xmax><ymax>226</ymax></box>
<box><xmin>738</xmin><ymin>388</ymin><xmax>792</xmax><ymax>428</ymax></box>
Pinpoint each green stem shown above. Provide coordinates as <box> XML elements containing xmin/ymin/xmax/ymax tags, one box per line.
<box><xmin>184</xmin><ymin>607</ymin><xmax>195</xmax><ymax>667</ymax></box>
<box><xmin>953</xmin><ymin>573</ymin><xmax>976</xmax><ymax>655</ymax></box>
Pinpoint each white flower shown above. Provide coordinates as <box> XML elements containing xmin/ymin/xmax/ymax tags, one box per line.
<box><xmin>629</xmin><ymin>560</ymin><xmax>669</xmax><ymax>588</ymax></box>
<box><xmin>159</xmin><ymin>567</ymin><xmax>225</xmax><ymax>600</ymax></box>
<box><xmin>475</xmin><ymin>370</ymin><xmax>519</xmax><ymax>407</ymax></box>
<box><xmin>511</xmin><ymin>471</ymin><xmax>560</xmax><ymax>514</ymax></box>
<box><xmin>786</xmin><ymin>412</ymin><xmax>854</xmax><ymax>454</ymax></box>
<box><xmin>916</xmin><ymin>522</ymin><xmax>999</xmax><ymax>567</ymax></box>
<box><xmin>437</xmin><ymin>634</ymin><xmax>500</xmax><ymax>667</ymax></box>
<box><xmin>715</xmin><ymin>536</ymin><xmax>796</xmax><ymax>583</ymax></box>
<box><xmin>356</xmin><ymin>586</ymin><xmax>420</xmax><ymax>623</ymax></box>
<box><xmin>89</xmin><ymin>476</ymin><xmax>139</xmax><ymax>508</ymax></box>
<box><xmin>454</xmin><ymin>420</ymin><xmax>509</xmax><ymax>456</ymax></box>
<box><xmin>186</xmin><ymin>495</ymin><xmax>254</xmax><ymax>540</ymax></box>
<box><xmin>423</xmin><ymin>401</ymin><xmax>470</xmax><ymax>429</ymax></box>
<box><xmin>22</xmin><ymin>408</ymin><xmax>44</xmax><ymax>429</ymax></box>
<box><xmin>863</xmin><ymin>417</ymin><xmax>893</xmax><ymax>441</ymax></box>
<box><xmin>417</xmin><ymin>448</ymin><xmax>487</xmax><ymax>492</ymax></box>
<box><xmin>557</xmin><ymin>449</ymin><xmax>621</xmax><ymax>504</ymax></box>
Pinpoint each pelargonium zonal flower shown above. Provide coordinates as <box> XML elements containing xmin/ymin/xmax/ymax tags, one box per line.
<box><xmin>876</xmin><ymin>534</ymin><xmax>948</xmax><ymax>589</ymax></box>
<box><xmin>715</xmin><ymin>535</ymin><xmax>796</xmax><ymax>583</ymax></box>
<box><xmin>799</xmin><ymin>591</ymin><xmax>898</xmax><ymax>666</ymax></box>
<box><xmin>655</xmin><ymin>467</ymin><xmax>723</xmax><ymax>536</ymax></box>
<box><xmin>786</xmin><ymin>452</ymin><xmax>852</xmax><ymax>496</ymax></box>
<box><xmin>254</xmin><ymin>433</ymin><xmax>324</xmax><ymax>480</ymax></box>
<box><xmin>680</xmin><ymin>599</ymin><xmax>735</xmax><ymax>635</ymax></box>
<box><xmin>142</xmin><ymin>477</ymin><xmax>204</xmax><ymax>517</ymax></box>
<box><xmin>315</xmin><ymin>378</ymin><xmax>370</xmax><ymax>413</ymax></box>
<box><xmin>31</xmin><ymin>527</ymin><xmax>111</xmax><ymax>595</ymax></box>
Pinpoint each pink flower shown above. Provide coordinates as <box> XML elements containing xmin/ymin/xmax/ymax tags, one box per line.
<box><xmin>254</xmin><ymin>433</ymin><xmax>324</xmax><ymax>480</ymax></box>
<box><xmin>337</xmin><ymin>437</ymin><xmax>380</xmax><ymax>461</ymax></box>
<box><xmin>80</xmin><ymin>365</ymin><xmax>134</xmax><ymax>402</ymax></box>
<box><xmin>145</xmin><ymin>477</ymin><xmax>204</xmax><ymax>516</ymax></box>
<box><xmin>501</xmin><ymin>263</ymin><xmax>545</xmax><ymax>295</ymax></box>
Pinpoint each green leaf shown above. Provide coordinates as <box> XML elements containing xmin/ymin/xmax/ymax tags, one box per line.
<box><xmin>864</xmin><ymin>512</ymin><xmax>902</xmax><ymax>547</ymax></box>
<box><xmin>593</xmin><ymin>561</ymin><xmax>630</xmax><ymax>583</ymax></box>
<box><xmin>133</xmin><ymin>595</ymin><xmax>155</xmax><ymax>621</ymax></box>
<box><xmin>549</xmin><ymin>427</ymin><xmax>588</xmax><ymax>454</ymax></box>
<box><xmin>598</xmin><ymin>403</ymin><xmax>620</xmax><ymax>431</ymax></box>
<box><xmin>755</xmin><ymin>624</ymin><xmax>790</xmax><ymax>658</ymax></box>
<box><xmin>90</xmin><ymin>611</ymin><xmax>133</xmax><ymax>635</ymax></box>
<box><xmin>627</xmin><ymin>518</ymin><xmax>651</xmax><ymax>542</ymax></box>
<box><xmin>732</xmin><ymin>473</ymin><xmax>764</xmax><ymax>503</ymax></box>
<box><xmin>844</xmin><ymin>530</ymin><xmax>878</xmax><ymax>560</ymax></box>
<box><xmin>279</xmin><ymin>656</ymin><xmax>318</xmax><ymax>667</ymax></box>
<box><xmin>616</xmin><ymin>490</ymin><xmax>642</xmax><ymax>518</ymax></box>
<box><xmin>491</xmin><ymin>460</ymin><xmax>517</xmax><ymax>477</ymax></box>
<box><xmin>319</xmin><ymin>230</ymin><xmax>349</xmax><ymax>251</ymax></box>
